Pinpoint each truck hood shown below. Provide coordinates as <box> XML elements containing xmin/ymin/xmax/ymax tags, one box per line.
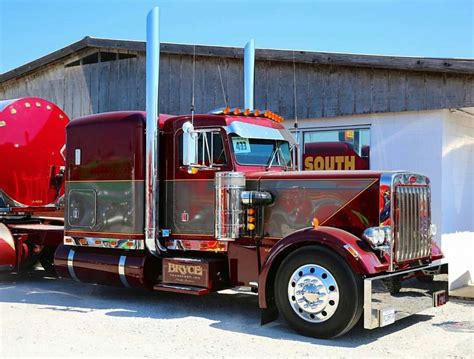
<box><xmin>244</xmin><ymin>170</ymin><xmax>384</xmax><ymax>239</ymax></box>
<box><xmin>246</xmin><ymin>169</ymin><xmax>383</xmax><ymax>181</ymax></box>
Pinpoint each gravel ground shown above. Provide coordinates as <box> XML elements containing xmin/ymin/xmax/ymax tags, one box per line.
<box><xmin>0</xmin><ymin>270</ymin><xmax>473</xmax><ymax>358</ymax></box>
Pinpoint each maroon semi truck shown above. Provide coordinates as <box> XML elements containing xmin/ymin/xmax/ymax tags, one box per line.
<box><xmin>1</xmin><ymin>8</ymin><xmax>448</xmax><ymax>339</ymax></box>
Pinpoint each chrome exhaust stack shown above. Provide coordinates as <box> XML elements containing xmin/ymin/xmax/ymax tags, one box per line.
<box><xmin>244</xmin><ymin>39</ymin><xmax>255</xmax><ymax>110</ymax></box>
<box><xmin>145</xmin><ymin>7</ymin><xmax>165</xmax><ymax>255</ymax></box>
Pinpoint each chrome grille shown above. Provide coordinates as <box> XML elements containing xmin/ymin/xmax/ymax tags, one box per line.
<box><xmin>393</xmin><ymin>185</ymin><xmax>431</xmax><ymax>262</ymax></box>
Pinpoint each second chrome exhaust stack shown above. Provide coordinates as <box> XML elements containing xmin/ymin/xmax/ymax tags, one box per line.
<box><xmin>244</xmin><ymin>39</ymin><xmax>255</xmax><ymax>110</ymax></box>
<box><xmin>145</xmin><ymin>7</ymin><xmax>166</xmax><ymax>254</ymax></box>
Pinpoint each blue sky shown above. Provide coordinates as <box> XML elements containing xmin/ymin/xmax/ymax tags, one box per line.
<box><xmin>0</xmin><ymin>0</ymin><xmax>472</xmax><ymax>73</ymax></box>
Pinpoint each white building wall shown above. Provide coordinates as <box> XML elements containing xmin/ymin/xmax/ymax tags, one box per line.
<box><xmin>296</xmin><ymin>109</ymin><xmax>473</xmax><ymax>288</ymax></box>
<box><xmin>297</xmin><ymin>110</ymin><xmax>444</xmax><ymax>245</ymax></box>
<box><xmin>440</xmin><ymin>109</ymin><xmax>474</xmax><ymax>289</ymax></box>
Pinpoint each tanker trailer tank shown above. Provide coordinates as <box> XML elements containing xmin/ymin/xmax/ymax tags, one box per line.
<box><xmin>0</xmin><ymin>97</ymin><xmax>69</xmax><ymax>212</ymax></box>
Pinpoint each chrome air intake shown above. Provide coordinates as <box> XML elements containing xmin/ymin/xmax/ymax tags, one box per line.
<box><xmin>380</xmin><ymin>172</ymin><xmax>432</xmax><ymax>271</ymax></box>
<box><xmin>393</xmin><ymin>184</ymin><xmax>432</xmax><ymax>262</ymax></box>
<box><xmin>215</xmin><ymin>172</ymin><xmax>245</xmax><ymax>241</ymax></box>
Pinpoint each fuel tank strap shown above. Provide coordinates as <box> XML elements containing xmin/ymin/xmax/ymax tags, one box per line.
<box><xmin>118</xmin><ymin>256</ymin><xmax>131</xmax><ymax>288</ymax></box>
<box><xmin>67</xmin><ymin>249</ymin><xmax>79</xmax><ymax>282</ymax></box>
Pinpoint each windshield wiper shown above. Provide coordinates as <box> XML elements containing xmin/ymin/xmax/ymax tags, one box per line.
<box><xmin>266</xmin><ymin>142</ymin><xmax>288</xmax><ymax>171</ymax></box>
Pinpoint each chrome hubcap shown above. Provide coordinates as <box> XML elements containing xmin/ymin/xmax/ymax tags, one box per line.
<box><xmin>287</xmin><ymin>264</ymin><xmax>339</xmax><ymax>323</ymax></box>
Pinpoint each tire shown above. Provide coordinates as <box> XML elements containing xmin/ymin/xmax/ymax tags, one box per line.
<box><xmin>39</xmin><ymin>247</ymin><xmax>57</xmax><ymax>275</ymax></box>
<box><xmin>417</xmin><ymin>274</ymin><xmax>434</xmax><ymax>283</ymax></box>
<box><xmin>275</xmin><ymin>246</ymin><xmax>363</xmax><ymax>339</ymax></box>
<box><xmin>383</xmin><ymin>278</ymin><xmax>402</xmax><ymax>294</ymax></box>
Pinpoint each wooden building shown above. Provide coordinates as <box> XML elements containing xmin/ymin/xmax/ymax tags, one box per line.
<box><xmin>0</xmin><ymin>36</ymin><xmax>472</xmax><ymax>120</ymax></box>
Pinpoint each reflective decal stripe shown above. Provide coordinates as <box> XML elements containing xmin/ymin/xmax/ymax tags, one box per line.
<box><xmin>67</xmin><ymin>249</ymin><xmax>80</xmax><ymax>282</ymax></box>
<box><xmin>118</xmin><ymin>256</ymin><xmax>131</xmax><ymax>288</ymax></box>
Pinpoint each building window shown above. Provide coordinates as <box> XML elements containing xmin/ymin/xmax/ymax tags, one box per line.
<box><xmin>65</xmin><ymin>51</ymin><xmax>137</xmax><ymax>68</ymax></box>
<box><xmin>302</xmin><ymin>128</ymin><xmax>370</xmax><ymax>170</ymax></box>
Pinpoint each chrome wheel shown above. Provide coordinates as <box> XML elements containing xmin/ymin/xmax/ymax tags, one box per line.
<box><xmin>287</xmin><ymin>264</ymin><xmax>339</xmax><ymax>323</ymax></box>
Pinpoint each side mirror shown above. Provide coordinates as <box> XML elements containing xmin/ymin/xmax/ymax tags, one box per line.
<box><xmin>182</xmin><ymin>121</ymin><xmax>198</xmax><ymax>166</ymax></box>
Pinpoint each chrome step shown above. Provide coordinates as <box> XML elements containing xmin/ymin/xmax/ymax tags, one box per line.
<box><xmin>153</xmin><ymin>283</ymin><xmax>210</xmax><ymax>296</ymax></box>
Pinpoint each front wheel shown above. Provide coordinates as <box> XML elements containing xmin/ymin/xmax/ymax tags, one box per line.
<box><xmin>275</xmin><ymin>246</ymin><xmax>363</xmax><ymax>338</ymax></box>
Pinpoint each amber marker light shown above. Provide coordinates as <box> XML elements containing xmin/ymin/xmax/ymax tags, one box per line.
<box><xmin>243</xmin><ymin>108</ymin><xmax>251</xmax><ymax>116</ymax></box>
<box><xmin>343</xmin><ymin>244</ymin><xmax>360</xmax><ymax>259</ymax></box>
<box><xmin>35</xmin><ymin>102</ymin><xmax>41</xmax><ymax>107</ymax></box>
<box><xmin>188</xmin><ymin>166</ymin><xmax>198</xmax><ymax>175</ymax></box>
<box><xmin>0</xmin><ymin>121</ymin><xmax>6</xmax><ymax>127</ymax></box>
<box><xmin>253</xmin><ymin>109</ymin><xmax>261</xmax><ymax>116</ymax></box>
<box><xmin>312</xmin><ymin>217</ymin><xmax>319</xmax><ymax>229</ymax></box>
<box><xmin>233</xmin><ymin>107</ymin><xmax>241</xmax><ymax>115</ymax></box>
<box><xmin>24</xmin><ymin>102</ymin><xmax>31</xmax><ymax>108</ymax></box>
<box><xmin>223</xmin><ymin>106</ymin><xmax>230</xmax><ymax>115</ymax></box>
<box><xmin>10</xmin><ymin>108</ymin><xmax>16</xmax><ymax>115</ymax></box>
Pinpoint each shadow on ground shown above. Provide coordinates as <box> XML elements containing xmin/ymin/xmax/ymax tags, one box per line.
<box><xmin>0</xmin><ymin>270</ymin><xmax>434</xmax><ymax>348</ymax></box>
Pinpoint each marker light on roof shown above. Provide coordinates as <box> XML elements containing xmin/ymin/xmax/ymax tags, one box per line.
<box><xmin>207</xmin><ymin>107</ymin><xmax>284</xmax><ymax>122</ymax></box>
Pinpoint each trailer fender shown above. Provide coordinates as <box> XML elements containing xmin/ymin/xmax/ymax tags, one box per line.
<box><xmin>0</xmin><ymin>223</ymin><xmax>16</xmax><ymax>271</ymax></box>
<box><xmin>258</xmin><ymin>226</ymin><xmax>385</xmax><ymax>310</ymax></box>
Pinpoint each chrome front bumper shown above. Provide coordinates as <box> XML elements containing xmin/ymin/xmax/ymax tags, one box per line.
<box><xmin>364</xmin><ymin>261</ymin><xmax>448</xmax><ymax>329</ymax></box>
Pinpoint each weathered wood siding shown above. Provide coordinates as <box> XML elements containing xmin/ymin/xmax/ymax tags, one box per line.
<box><xmin>1</xmin><ymin>50</ymin><xmax>473</xmax><ymax>120</ymax></box>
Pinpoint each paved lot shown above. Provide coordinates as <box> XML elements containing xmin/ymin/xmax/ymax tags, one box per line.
<box><xmin>0</xmin><ymin>270</ymin><xmax>473</xmax><ymax>358</ymax></box>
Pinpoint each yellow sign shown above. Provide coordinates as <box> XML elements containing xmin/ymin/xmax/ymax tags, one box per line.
<box><xmin>304</xmin><ymin>155</ymin><xmax>356</xmax><ymax>170</ymax></box>
<box><xmin>344</xmin><ymin>130</ymin><xmax>354</xmax><ymax>141</ymax></box>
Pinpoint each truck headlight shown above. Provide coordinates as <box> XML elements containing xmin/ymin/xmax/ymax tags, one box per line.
<box><xmin>362</xmin><ymin>227</ymin><xmax>391</xmax><ymax>247</ymax></box>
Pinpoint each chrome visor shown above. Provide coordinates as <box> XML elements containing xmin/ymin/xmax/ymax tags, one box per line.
<box><xmin>224</xmin><ymin>121</ymin><xmax>296</xmax><ymax>145</ymax></box>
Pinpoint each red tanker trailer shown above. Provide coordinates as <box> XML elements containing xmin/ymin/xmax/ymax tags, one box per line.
<box><xmin>0</xmin><ymin>97</ymin><xmax>67</xmax><ymax>272</ymax></box>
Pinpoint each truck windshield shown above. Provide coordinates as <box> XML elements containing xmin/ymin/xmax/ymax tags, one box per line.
<box><xmin>231</xmin><ymin>135</ymin><xmax>291</xmax><ymax>167</ymax></box>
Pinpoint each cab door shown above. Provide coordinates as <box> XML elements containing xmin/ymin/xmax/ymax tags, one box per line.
<box><xmin>165</xmin><ymin>128</ymin><xmax>232</xmax><ymax>236</ymax></box>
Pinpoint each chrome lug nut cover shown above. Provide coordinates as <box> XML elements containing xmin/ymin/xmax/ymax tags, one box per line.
<box><xmin>287</xmin><ymin>264</ymin><xmax>339</xmax><ymax>323</ymax></box>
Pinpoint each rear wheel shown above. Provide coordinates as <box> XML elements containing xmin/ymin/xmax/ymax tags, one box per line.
<box><xmin>39</xmin><ymin>247</ymin><xmax>57</xmax><ymax>274</ymax></box>
<box><xmin>275</xmin><ymin>246</ymin><xmax>363</xmax><ymax>338</ymax></box>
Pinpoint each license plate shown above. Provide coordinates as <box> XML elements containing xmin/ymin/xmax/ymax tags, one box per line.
<box><xmin>433</xmin><ymin>290</ymin><xmax>448</xmax><ymax>307</ymax></box>
<box><xmin>379</xmin><ymin>308</ymin><xmax>395</xmax><ymax>327</ymax></box>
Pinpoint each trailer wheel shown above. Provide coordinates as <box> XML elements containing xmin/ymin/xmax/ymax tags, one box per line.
<box><xmin>275</xmin><ymin>246</ymin><xmax>363</xmax><ymax>338</ymax></box>
<box><xmin>39</xmin><ymin>247</ymin><xmax>56</xmax><ymax>274</ymax></box>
